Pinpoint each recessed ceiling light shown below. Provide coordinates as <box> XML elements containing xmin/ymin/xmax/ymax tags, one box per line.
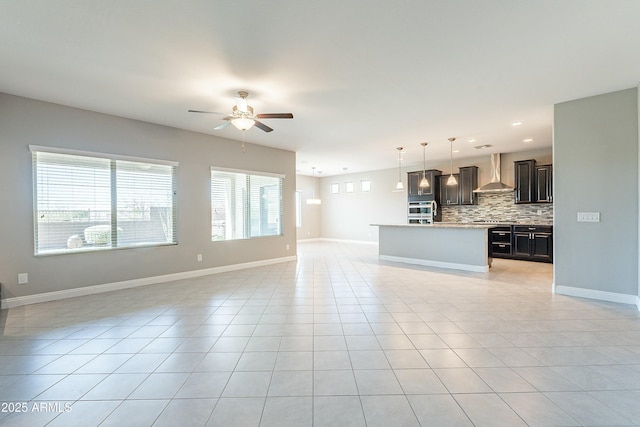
<box><xmin>468</xmin><ymin>139</ymin><xmax>476</xmax><ymax>143</ymax></box>
<box><xmin>511</xmin><ymin>121</ymin><xmax>523</xmax><ymax>127</ymax></box>
<box><xmin>453</xmin><ymin>149</ymin><xmax>460</xmax><ymax>153</ymax></box>
<box><xmin>523</xmin><ymin>138</ymin><xmax>533</xmax><ymax>143</ymax></box>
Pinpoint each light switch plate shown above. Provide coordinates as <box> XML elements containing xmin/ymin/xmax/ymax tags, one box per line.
<box><xmin>18</xmin><ymin>273</ymin><xmax>28</xmax><ymax>284</ymax></box>
<box><xmin>577</xmin><ymin>212</ymin><xmax>600</xmax><ymax>222</ymax></box>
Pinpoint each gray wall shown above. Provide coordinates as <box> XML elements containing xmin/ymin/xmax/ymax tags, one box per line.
<box><xmin>554</xmin><ymin>88</ymin><xmax>638</xmax><ymax>296</ymax></box>
<box><xmin>318</xmin><ymin>148</ymin><xmax>553</xmax><ymax>242</ymax></box>
<box><xmin>0</xmin><ymin>93</ymin><xmax>297</xmax><ymax>300</ymax></box>
<box><xmin>320</xmin><ymin>168</ymin><xmax>407</xmax><ymax>242</ymax></box>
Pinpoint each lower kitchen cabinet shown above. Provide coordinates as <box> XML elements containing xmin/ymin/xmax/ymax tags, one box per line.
<box><xmin>489</xmin><ymin>226</ymin><xmax>512</xmax><ymax>259</ymax></box>
<box><xmin>512</xmin><ymin>225</ymin><xmax>553</xmax><ymax>262</ymax></box>
<box><xmin>489</xmin><ymin>225</ymin><xmax>553</xmax><ymax>263</ymax></box>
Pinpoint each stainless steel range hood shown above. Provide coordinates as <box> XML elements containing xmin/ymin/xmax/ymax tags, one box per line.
<box><xmin>473</xmin><ymin>153</ymin><xmax>514</xmax><ymax>193</ymax></box>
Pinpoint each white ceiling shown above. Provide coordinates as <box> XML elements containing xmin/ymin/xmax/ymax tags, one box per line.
<box><xmin>2</xmin><ymin>1</ymin><xmax>640</xmax><ymax>176</ymax></box>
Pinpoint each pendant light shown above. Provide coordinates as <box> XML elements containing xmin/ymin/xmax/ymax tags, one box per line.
<box><xmin>306</xmin><ymin>166</ymin><xmax>322</xmax><ymax>205</ymax></box>
<box><xmin>419</xmin><ymin>142</ymin><xmax>430</xmax><ymax>188</ymax></box>
<box><xmin>393</xmin><ymin>147</ymin><xmax>404</xmax><ymax>191</ymax></box>
<box><xmin>446</xmin><ymin>137</ymin><xmax>458</xmax><ymax>186</ymax></box>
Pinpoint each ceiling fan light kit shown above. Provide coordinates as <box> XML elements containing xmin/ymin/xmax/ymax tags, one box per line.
<box><xmin>230</xmin><ymin>117</ymin><xmax>255</xmax><ymax>131</ymax></box>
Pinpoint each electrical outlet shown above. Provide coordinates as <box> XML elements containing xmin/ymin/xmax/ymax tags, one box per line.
<box><xmin>286</xmin><ymin>244</ymin><xmax>290</xmax><ymax>251</ymax></box>
<box><xmin>197</xmin><ymin>254</ymin><xmax>203</xmax><ymax>262</ymax></box>
<box><xmin>577</xmin><ymin>212</ymin><xmax>600</xmax><ymax>222</ymax></box>
<box><xmin>18</xmin><ymin>273</ymin><xmax>28</xmax><ymax>284</ymax></box>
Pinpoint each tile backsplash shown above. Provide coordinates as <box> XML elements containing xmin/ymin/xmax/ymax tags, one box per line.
<box><xmin>440</xmin><ymin>192</ymin><xmax>553</xmax><ymax>224</ymax></box>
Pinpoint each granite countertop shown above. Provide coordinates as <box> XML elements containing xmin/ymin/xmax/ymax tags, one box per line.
<box><xmin>371</xmin><ymin>223</ymin><xmax>495</xmax><ymax>229</ymax></box>
<box><xmin>372</xmin><ymin>222</ymin><xmax>553</xmax><ymax>228</ymax></box>
<box><xmin>456</xmin><ymin>222</ymin><xmax>553</xmax><ymax>226</ymax></box>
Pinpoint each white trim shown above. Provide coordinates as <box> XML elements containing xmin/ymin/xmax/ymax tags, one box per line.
<box><xmin>29</xmin><ymin>145</ymin><xmax>179</xmax><ymax>167</ymax></box>
<box><xmin>317</xmin><ymin>238</ymin><xmax>378</xmax><ymax>246</ymax></box>
<box><xmin>379</xmin><ymin>254</ymin><xmax>489</xmax><ymax>273</ymax></box>
<box><xmin>554</xmin><ymin>284</ymin><xmax>639</xmax><ymax>308</ymax></box>
<box><xmin>1</xmin><ymin>256</ymin><xmax>297</xmax><ymax>309</ymax></box>
<box><xmin>210</xmin><ymin>166</ymin><xmax>285</xmax><ymax>179</ymax></box>
<box><xmin>296</xmin><ymin>238</ymin><xmax>377</xmax><ymax>245</ymax></box>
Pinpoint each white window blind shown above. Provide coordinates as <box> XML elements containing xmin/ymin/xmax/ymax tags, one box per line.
<box><xmin>32</xmin><ymin>148</ymin><xmax>177</xmax><ymax>255</ymax></box>
<box><xmin>211</xmin><ymin>168</ymin><xmax>283</xmax><ymax>241</ymax></box>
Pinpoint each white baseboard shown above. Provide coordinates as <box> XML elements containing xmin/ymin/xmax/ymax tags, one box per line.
<box><xmin>1</xmin><ymin>255</ymin><xmax>297</xmax><ymax>309</ymax></box>
<box><xmin>379</xmin><ymin>254</ymin><xmax>489</xmax><ymax>273</ymax></box>
<box><xmin>317</xmin><ymin>238</ymin><xmax>378</xmax><ymax>245</ymax></box>
<box><xmin>554</xmin><ymin>284</ymin><xmax>639</xmax><ymax>308</ymax></box>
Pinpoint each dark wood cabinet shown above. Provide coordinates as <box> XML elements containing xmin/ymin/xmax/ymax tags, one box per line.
<box><xmin>407</xmin><ymin>170</ymin><xmax>441</xmax><ymax>201</ymax></box>
<box><xmin>489</xmin><ymin>226</ymin><xmax>512</xmax><ymax>258</ymax></box>
<box><xmin>459</xmin><ymin>166</ymin><xmax>478</xmax><ymax>205</ymax></box>
<box><xmin>490</xmin><ymin>225</ymin><xmax>552</xmax><ymax>263</ymax></box>
<box><xmin>512</xmin><ymin>225</ymin><xmax>553</xmax><ymax>262</ymax></box>
<box><xmin>439</xmin><ymin>174</ymin><xmax>459</xmax><ymax>205</ymax></box>
<box><xmin>535</xmin><ymin>164</ymin><xmax>552</xmax><ymax>203</ymax></box>
<box><xmin>514</xmin><ymin>160</ymin><xmax>535</xmax><ymax>204</ymax></box>
<box><xmin>515</xmin><ymin>160</ymin><xmax>553</xmax><ymax>204</ymax></box>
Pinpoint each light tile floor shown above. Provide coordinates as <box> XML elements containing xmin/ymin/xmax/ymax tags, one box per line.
<box><xmin>1</xmin><ymin>241</ymin><xmax>640</xmax><ymax>426</ymax></box>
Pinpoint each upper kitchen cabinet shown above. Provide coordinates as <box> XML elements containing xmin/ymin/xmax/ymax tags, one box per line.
<box><xmin>459</xmin><ymin>166</ymin><xmax>478</xmax><ymax>205</ymax></box>
<box><xmin>439</xmin><ymin>174</ymin><xmax>460</xmax><ymax>205</ymax></box>
<box><xmin>407</xmin><ymin>169</ymin><xmax>441</xmax><ymax>201</ymax></box>
<box><xmin>514</xmin><ymin>159</ymin><xmax>535</xmax><ymax>204</ymax></box>
<box><xmin>535</xmin><ymin>164</ymin><xmax>553</xmax><ymax>203</ymax></box>
<box><xmin>514</xmin><ymin>159</ymin><xmax>553</xmax><ymax>204</ymax></box>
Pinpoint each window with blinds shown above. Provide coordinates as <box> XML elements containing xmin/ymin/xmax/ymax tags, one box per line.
<box><xmin>211</xmin><ymin>168</ymin><xmax>283</xmax><ymax>241</ymax></box>
<box><xmin>31</xmin><ymin>146</ymin><xmax>177</xmax><ymax>255</ymax></box>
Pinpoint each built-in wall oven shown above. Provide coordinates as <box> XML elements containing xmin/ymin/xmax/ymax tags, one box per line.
<box><xmin>408</xmin><ymin>200</ymin><xmax>437</xmax><ymax>224</ymax></box>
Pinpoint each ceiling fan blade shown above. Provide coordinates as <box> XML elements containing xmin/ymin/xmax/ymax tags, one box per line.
<box><xmin>256</xmin><ymin>113</ymin><xmax>294</xmax><ymax>119</ymax></box>
<box><xmin>254</xmin><ymin>120</ymin><xmax>274</xmax><ymax>133</ymax></box>
<box><xmin>214</xmin><ymin>121</ymin><xmax>231</xmax><ymax>130</ymax></box>
<box><xmin>188</xmin><ymin>109</ymin><xmax>223</xmax><ymax>115</ymax></box>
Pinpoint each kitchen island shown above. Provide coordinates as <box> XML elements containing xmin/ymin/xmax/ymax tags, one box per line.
<box><xmin>372</xmin><ymin>223</ymin><xmax>493</xmax><ymax>272</ymax></box>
